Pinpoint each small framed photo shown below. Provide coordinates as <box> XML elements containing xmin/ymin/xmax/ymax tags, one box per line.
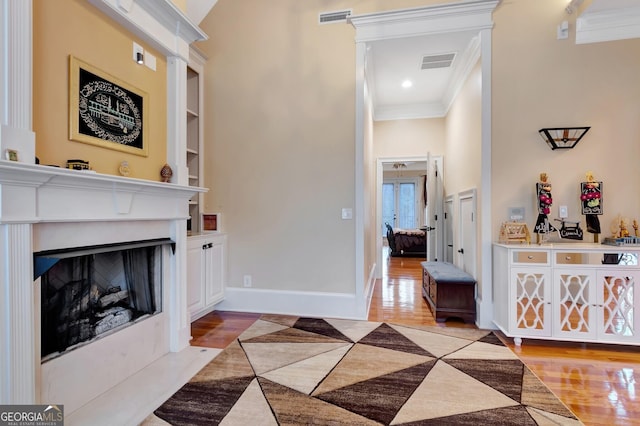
<box><xmin>202</xmin><ymin>213</ymin><xmax>219</xmax><ymax>231</ymax></box>
<box><xmin>5</xmin><ymin>149</ymin><xmax>18</xmax><ymax>161</ymax></box>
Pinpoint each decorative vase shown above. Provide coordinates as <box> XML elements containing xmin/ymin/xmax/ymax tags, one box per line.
<box><xmin>160</xmin><ymin>163</ymin><xmax>173</xmax><ymax>182</ymax></box>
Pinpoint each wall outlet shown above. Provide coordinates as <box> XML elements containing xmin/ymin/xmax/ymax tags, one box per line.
<box><xmin>559</xmin><ymin>205</ymin><xmax>568</xmax><ymax>218</ymax></box>
<box><xmin>243</xmin><ymin>275</ymin><xmax>252</xmax><ymax>288</ymax></box>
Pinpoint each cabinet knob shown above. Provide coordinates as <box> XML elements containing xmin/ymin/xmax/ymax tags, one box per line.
<box><xmin>527</xmin><ymin>255</ymin><xmax>534</xmax><ymax>259</ymax></box>
<box><xmin>565</xmin><ymin>256</ymin><xmax>571</xmax><ymax>261</ymax></box>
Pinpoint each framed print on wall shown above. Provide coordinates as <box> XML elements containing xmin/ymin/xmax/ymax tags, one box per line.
<box><xmin>69</xmin><ymin>56</ymin><xmax>148</xmax><ymax>156</ymax></box>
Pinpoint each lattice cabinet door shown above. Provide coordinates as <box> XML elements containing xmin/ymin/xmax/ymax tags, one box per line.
<box><xmin>553</xmin><ymin>269</ymin><xmax>597</xmax><ymax>340</ymax></box>
<box><xmin>510</xmin><ymin>267</ymin><xmax>552</xmax><ymax>337</ymax></box>
<box><xmin>596</xmin><ymin>269</ymin><xmax>640</xmax><ymax>344</ymax></box>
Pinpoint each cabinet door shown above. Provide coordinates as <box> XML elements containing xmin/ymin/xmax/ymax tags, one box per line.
<box><xmin>204</xmin><ymin>237</ymin><xmax>226</xmax><ymax>306</ymax></box>
<box><xmin>596</xmin><ymin>269</ymin><xmax>640</xmax><ymax>344</ymax></box>
<box><xmin>510</xmin><ymin>267</ymin><xmax>552</xmax><ymax>337</ymax></box>
<box><xmin>553</xmin><ymin>269</ymin><xmax>596</xmax><ymax>340</ymax></box>
<box><xmin>186</xmin><ymin>240</ymin><xmax>205</xmax><ymax>316</ymax></box>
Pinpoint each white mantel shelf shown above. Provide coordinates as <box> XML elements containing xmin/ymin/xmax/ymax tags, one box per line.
<box><xmin>0</xmin><ymin>160</ymin><xmax>206</xmax><ymax>224</ymax></box>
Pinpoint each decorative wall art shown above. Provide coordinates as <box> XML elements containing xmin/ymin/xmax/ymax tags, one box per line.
<box><xmin>69</xmin><ymin>56</ymin><xmax>148</xmax><ymax>156</ymax></box>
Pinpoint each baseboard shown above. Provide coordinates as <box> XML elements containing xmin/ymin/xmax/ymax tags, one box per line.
<box><xmin>214</xmin><ymin>287</ymin><xmax>368</xmax><ymax>320</ymax></box>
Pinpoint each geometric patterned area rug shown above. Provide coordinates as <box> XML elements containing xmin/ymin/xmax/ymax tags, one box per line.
<box><xmin>143</xmin><ymin>315</ymin><xmax>583</xmax><ymax>425</ymax></box>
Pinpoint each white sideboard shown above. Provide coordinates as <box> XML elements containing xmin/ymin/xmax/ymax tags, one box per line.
<box><xmin>493</xmin><ymin>243</ymin><xmax>640</xmax><ymax>346</ymax></box>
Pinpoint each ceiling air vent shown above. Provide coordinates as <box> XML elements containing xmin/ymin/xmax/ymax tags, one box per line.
<box><xmin>420</xmin><ymin>53</ymin><xmax>456</xmax><ymax>70</ymax></box>
<box><xmin>319</xmin><ymin>9</ymin><xmax>352</xmax><ymax>24</ymax></box>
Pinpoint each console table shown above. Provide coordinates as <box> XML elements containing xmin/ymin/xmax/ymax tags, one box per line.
<box><xmin>493</xmin><ymin>243</ymin><xmax>640</xmax><ymax>346</ymax></box>
<box><xmin>421</xmin><ymin>261</ymin><xmax>477</xmax><ymax>323</ymax></box>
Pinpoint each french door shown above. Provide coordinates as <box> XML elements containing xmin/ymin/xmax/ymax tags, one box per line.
<box><xmin>382</xmin><ymin>179</ymin><xmax>418</xmax><ymax>230</ymax></box>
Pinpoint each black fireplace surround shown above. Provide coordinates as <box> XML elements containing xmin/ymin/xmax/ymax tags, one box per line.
<box><xmin>34</xmin><ymin>239</ymin><xmax>173</xmax><ymax>360</ymax></box>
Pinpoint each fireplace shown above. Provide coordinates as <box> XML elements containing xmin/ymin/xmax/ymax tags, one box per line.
<box><xmin>36</xmin><ymin>240</ymin><xmax>170</xmax><ymax>361</ymax></box>
<box><xmin>0</xmin><ymin>162</ymin><xmax>204</xmax><ymax>413</ymax></box>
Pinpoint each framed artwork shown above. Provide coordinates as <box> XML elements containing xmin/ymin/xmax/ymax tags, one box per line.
<box><xmin>69</xmin><ymin>56</ymin><xmax>148</xmax><ymax>156</ymax></box>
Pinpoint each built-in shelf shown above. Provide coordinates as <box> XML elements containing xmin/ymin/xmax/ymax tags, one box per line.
<box><xmin>187</xmin><ymin>47</ymin><xmax>205</xmax><ymax>234</ymax></box>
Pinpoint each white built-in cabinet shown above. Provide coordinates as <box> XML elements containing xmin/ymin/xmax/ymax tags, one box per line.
<box><xmin>187</xmin><ymin>233</ymin><xmax>227</xmax><ymax>321</ymax></box>
<box><xmin>493</xmin><ymin>243</ymin><xmax>640</xmax><ymax>346</ymax></box>
<box><xmin>186</xmin><ymin>47</ymin><xmax>227</xmax><ymax>321</ymax></box>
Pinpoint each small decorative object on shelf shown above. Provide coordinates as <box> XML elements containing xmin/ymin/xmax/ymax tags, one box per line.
<box><xmin>534</xmin><ymin>172</ymin><xmax>556</xmax><ymax>243</ymax></box>
<box><xmin>66</xmin><ymin>159</ymin><xmax>90</xmax><ymax>170</ymax></box>
<box><xmin>160</xmin><ymin>163</ymin><xmax>173</xmax><ymax>182</ymax></box>
<box><xmin>118</xmin><ymin>161</ymin><xmax>130</xmax><ymax>177</ymax></box>
<box><xmin>202</xmin><ymin>213</ymin><xmax>219</xmax><ymax>231</ymax></box>
<box><xmin>581</xmin><ymin>171</ymin><xmax>602</xmax><ymax>242</ymax></box>
<box><xmin>499</xmin><ymin>222</ymin><xmax>531</xmax><ymax>244</ymax></box>
<box><xmin>5</xmin><ymin>149</ymin><xmax>18</xmax><ymax>161</ymax></box>
<box><xmin>554</xmin><ymin>218</ymin><xmax>583</xmax><ymax>240</ymax></box>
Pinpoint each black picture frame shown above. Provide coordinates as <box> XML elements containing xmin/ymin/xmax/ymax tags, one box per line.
<box><xmin>69</xmin><ymin>56</ymin><xmax>148</xmax><ymax>156</ymax></box>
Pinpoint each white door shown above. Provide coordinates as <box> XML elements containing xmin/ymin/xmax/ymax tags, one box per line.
<box><xmin>458</xmin><ymin>189</ymin><xmax>476</xmax><ymax>276</ymax></box>
<box><xmin>444</xmin><ymin>195</ymin><xmax>454</xmax><ymax>263</ymax></box>
<box><xmin>426</xmin><ymin>156</ymin><xmax>444</xmax><ymax>261</ymax></box>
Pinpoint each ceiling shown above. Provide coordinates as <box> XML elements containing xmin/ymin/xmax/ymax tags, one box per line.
<box><xmin>368</xmin><ymin>29</ymin><xmax>480</xmax><ymax>121</ymax></box>
<box><xmin>185</xmin><ymin>0</ymin><xmax>640</xmax><ymax>122</ymax></box>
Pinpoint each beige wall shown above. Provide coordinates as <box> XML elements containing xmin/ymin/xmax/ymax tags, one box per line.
<box><xmin>445</xmin><ymin>60</ymin><xmax>483</xmax><ymax>288</ymax></box>
<box><xmin>195</xmin><ymin>0</ymin><xmax>640</xmax><ymax>301</ymax></box>
<box><xmin>197</xmin><ymin>0</ymin><xmax>443</xmax><ymax>294</ymax></box>
<box><xmin>374</xmin><ymin>118</ymin><xmax>446</xmax><ymax>158</ymax></box>
<box><xmin>492</xmin><ymin>0</ymin><xmax>640</xmax><ymax>242</ymax></box>
<box><xmin>33</xmin><ymin>0</ymin><xmax>167</xmax><ymax>180</ymax></box>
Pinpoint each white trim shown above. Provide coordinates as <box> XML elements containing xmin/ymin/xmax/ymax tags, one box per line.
<box><xmin>375</xmin><ymin>156</ymin><xmax>428</xmax><ymax>279</ymax></box>
<box><xmin>478</xmin><ymin>28</ymin><xmax>494</xmax><ymax>330</ymax></box>
<box><xmin>216</xmin><ymin>287</ymin><xmax>368</xmax><ymax>321</ymax></box>
<box><xmin>348</xmin><ymin>0</ymin><xmax>499</xmax><ymax>43</ymax></box>
<box><xmin>576</xmin><ymin>2</ymin><xmax>640</xmax><ymax>44</ymax></box>
<box><xmin>87</xmin><ymin>0</ymin><xmax>207</xmax><ymax>60</ymax></box>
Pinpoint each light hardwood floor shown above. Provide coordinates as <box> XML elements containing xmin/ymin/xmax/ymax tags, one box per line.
<box><xmin>191</xmin><ymin>250</ymin><xmax>640</xmax><ymax>426</ymax></box>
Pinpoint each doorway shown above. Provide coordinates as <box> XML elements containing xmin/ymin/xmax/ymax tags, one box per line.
<box><xmin>352</xmin><ymin>1</ymin><xmax>497</xmax><ymax>322</ymax></box>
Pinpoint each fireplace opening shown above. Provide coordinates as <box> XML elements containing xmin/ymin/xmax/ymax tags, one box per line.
<box><xmin>35</xmin><ymin>239</ymin><xmax>172</xmax><ymax>361</ymax></box>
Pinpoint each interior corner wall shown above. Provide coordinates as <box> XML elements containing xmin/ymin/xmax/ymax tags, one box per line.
<box><xmin>492</xmin><ymin>0</ymin><xmax>640</xmax><ymax>241</ymax></box>
<box><xmin>33</xmin><ymin>1</ymin><xmax>167</xmax><ymax>180</ymax></box>
<box><xmin>364</xmin><ymin>78</ymin><xmax>377</xmax><ymax>293</ymax></box>
<box><xmin>444</xmin><ymin>61</ymin><xmax>482</xmax><ymax>282</ymax></box>
<box><xmin>197</xmin><ymin>0</ymin><xmax>358</xmax><ymax>297</ymax></box>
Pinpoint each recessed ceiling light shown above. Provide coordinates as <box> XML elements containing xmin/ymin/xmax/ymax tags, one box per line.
<box><xmin>401</xmin><ymin>79</ymin><xmax>413</xmax><ymax>88</ymax></box>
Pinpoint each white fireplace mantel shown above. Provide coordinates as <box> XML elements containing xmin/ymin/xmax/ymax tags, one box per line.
<box><xmin>0</xmin><ymin>161</ymin><xmax>205</xmax><ymax>224</ymax></box>
<box><xmin>0</xmin><ymin>162</ymin><xmax>205</xmax><ymax>408</ymax></box>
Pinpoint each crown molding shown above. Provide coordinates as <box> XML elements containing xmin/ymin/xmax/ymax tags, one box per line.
<box><xmin>349</xmin><ymin>0</ymin><xmax>499</xmax><ymax>43</ymax></box>
<box><xmin>88</xmin><ymin>0</ymin><xmax>207</xmax><ymax>60</ymax></box>
<box><xmin>576</xmin><ymin>2</ymin><xmax>640</xmax><ymax>44</ymax></box>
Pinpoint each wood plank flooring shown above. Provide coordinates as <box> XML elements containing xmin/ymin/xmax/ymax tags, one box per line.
<box><xmin>191</xmin><ymin>250</ymin><xmax>640</xmax><ymax>426</ymax></box>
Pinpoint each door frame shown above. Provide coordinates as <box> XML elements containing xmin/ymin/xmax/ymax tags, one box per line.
<box><xmin>376</xmin><ymin>156</ymin><xmax>427</xmax><ymax>279</ymax></box>
<box><xmin>351</xmin><ymin>1</ymin><xmax>498</xmax><ymax>323</ymax></box>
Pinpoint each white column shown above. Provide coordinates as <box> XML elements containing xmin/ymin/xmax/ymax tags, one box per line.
<box><xmin>166</xmin><ymin>56</ymin><xmax>191</xmax><ymax>352</ymax></box>
<box><xmin>0</xmin><ymin>0</ymin><xmax>35</xmax><ymax>164</ymax></box>
<box><xmin>166</xmin><ymin>56</ymin><xmax>189</xmax><ymax>186</ymax></box>
<box><xmin>0</xmin><ymin>0</ymin><xmax>37</xmax><ymax>405</ymax></box>
<box><xmin>0</xmin><ymin>224</ymin><xmax>35</xmax><ymax>404</ymax></box>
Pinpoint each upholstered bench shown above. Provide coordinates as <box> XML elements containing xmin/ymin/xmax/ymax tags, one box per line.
<box><xmin>421</xmin><ymin>261</ymin><xmax>476</xmax><ymax>323</ymax></box>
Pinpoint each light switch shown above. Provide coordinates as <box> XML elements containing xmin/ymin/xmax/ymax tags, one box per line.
<box><xmin>341</xmin><ymin>208</ymin><xmax>353</xmax><ymax>220</ymax></box>
<box><xmin>559</xmin><ymin>205</ymin><xmax>568</xmax><ymax>218</ymax></box>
